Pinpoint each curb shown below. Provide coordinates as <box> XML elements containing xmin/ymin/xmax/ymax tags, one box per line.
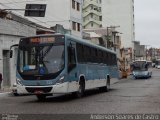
<box><xmin>0</xmin><ymin>92</ymin><xmax>11</xmax><ymax>97</ymax></box>
<box><xmin>113</xmin><ymin>76</ymin><xmax>131</xmax><ymax>85</ymax></box>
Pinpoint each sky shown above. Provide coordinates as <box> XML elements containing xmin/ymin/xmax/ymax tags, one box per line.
<box><xmin>134</xmin><ymin>0</ymin><xmax>160</xmax><ymax>48</ymax></box>
<box><xmin>0</xmin><ymin>0</ymin><xmax>159</xmax><ymax>48</ymax></box>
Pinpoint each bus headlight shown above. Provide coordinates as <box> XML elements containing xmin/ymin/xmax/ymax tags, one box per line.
<box><xmin>133</xmin><ymin>71</ymin><xmax>136</xmax><ymax>76</ymax></box>
<box><xmin>16</xmin><ymin>78</ymin><xmax>23</xmax><ymax>85</ymax></box>
<box><xmin>57</xmin><ymin>76</ymin><xmax>65</xmax><ymax>84</ymax></box>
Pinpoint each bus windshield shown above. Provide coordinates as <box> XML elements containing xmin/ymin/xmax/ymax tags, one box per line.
<box><xmin>17</xmin><ymin>36</ymin><xmax>65</xmax><ymax>77</ymax></box>
<box><xmin>131</xmin><ymin>61</ymin><xmax>148</xmax><ymax>71</ymax></box>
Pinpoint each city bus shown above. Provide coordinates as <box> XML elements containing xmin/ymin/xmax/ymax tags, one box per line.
<box><xmin>10</xmin><ymin>34</ymin><xmax>118</xmax><ymax>101</ymax></box>
<box><xmin>131</xmin><ymin>60</ymin><xmax>152</xmax><ymax>79</ymax></box>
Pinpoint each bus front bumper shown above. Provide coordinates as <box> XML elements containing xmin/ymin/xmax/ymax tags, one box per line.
<box><xmin>133</xmin><ymin>71</ymin><xmax>150</xmax><ymax>78</ymax></box>
<box><xmin>17</xmin><ymin>82</ymin><xmax>69</xmax><ymax>95</ymax></box>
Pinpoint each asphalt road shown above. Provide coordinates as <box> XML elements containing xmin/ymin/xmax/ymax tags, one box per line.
<box><xmin>1</xmin><ymin>68</ymin><xmax>160</xmax><ymax>119</ymax></box>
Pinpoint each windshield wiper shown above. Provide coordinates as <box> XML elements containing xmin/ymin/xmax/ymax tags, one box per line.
<box><xmin>42</xmin><ymin>44</ymin><xmax>53</xmax><ymax>59</ymax></box>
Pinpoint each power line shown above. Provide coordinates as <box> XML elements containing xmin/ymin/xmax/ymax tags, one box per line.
<box><xmin>1</xmin><ymin>0</ymin><xmax>71</xmax><ymax>26</ymax></box>
<box><xmin>0</xmin><ymin>2</ymin><xmax>50</xmax><ymax>26</ymax></box>
<box><xmin>36</xmin><ymin>20</ymin><xmax>70</xmax><ymax>23</ymax></box>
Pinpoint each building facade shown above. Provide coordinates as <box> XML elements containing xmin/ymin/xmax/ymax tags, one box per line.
<box><xmin>83</xmin><ymin>0</ymin><xmax>102</xmax><ymax>29</ymax></box>
<box><xmin>0</xmin><ymin>11</ymin><xmax>38</xmax><ymax>89</ymax></box>
<box><xmin>102</xmin><ymin>0</ymin><xmax>135</xmax><ymax>48</ymax></box>
<box><xmin>83</xmin><ymin>28</ymin><xmax>122</xmax><ymax>57</ymax></box>
<box><xmin>133</xmin><ymin>41</ymin><xmax>146</xmax><ymax>60</ymax></box>
<box><xmin>0</xmin><ymin>0</ymin><xmax>83</xmax><ymax>38</ymax></box>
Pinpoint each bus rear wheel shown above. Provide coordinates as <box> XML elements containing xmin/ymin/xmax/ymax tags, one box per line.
<box><xmin>36</xmin><ymin>95</ymin><xmax>46</xmax><ymax>101</ymax></box>
<box><xmin>99</xmin><ymin>76</ymin><xmax>110</xmax><ymax>92</ymax></box>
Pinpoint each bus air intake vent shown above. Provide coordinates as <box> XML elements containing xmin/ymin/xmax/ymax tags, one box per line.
<box><xmin>25</xmin><ymin>87</ymin><xmax>52</xmax><ymax>93</ymax></box>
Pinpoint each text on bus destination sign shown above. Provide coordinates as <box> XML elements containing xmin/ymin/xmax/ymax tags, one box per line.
<box><xmin>31</xmin><ymin>37</ymin><xmax>55</xmax><ymax>43</ymax></box>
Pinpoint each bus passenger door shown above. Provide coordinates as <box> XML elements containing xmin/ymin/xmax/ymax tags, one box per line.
<box><xmin>67</xmin><ymin>42</ymin><xmax>76</xmax><ymax>72</ymax></box>
<box><xmin>67</xmin><ymin>42</ymin><xmax>76</xmax><ymax>74</ymax></box>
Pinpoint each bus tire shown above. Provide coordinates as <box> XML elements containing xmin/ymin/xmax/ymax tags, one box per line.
<box><xmin>106</xmin><ymin>75</ymin><xmax>110</xmax><ymax>91</ymax></box>
<box><xmin>74</xmin><ymin>79</ymin><xmax>85</xmax><ymax>98</ymax></box>
<box><xmin>13</xmin><ymin>93</ymin><xmax>19</xmax><ymax>96</ymax></box>
<box><xmin>99</xmin><ymin>75</ymin><xmax>110</xmax><ymax>92</ymax></box>
<box><xmin>36</xmin><ymin>95</ymin><xmax>46</xmax><ymax>101</ymax></box>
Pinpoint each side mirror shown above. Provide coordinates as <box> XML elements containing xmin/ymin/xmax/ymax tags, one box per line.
<box><xmin>10</xmin><ymin>50</ymin><xmax>13</xmax><ymax>58</ymax></box>
<box><xmin>10</xmin><ymin>44</ymin><xmax>18</xmax><ymax>58</ymax></box>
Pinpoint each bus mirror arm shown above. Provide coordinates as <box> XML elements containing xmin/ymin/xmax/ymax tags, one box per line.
<box><xmin>10</xmin><ymin>44</ymin><xmax>18</xmax><ymax>58</ymax></box>
<box><xmin>10</xmin><ymin>50</ymin><xmax>13</xmax><ymax>58</ymax></box>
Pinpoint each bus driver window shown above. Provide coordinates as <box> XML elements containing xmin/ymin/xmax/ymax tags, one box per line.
<box><xmin>67</xmin><ymin>45</ymin><xmax>76</xmax><ymax>72</ymax></box>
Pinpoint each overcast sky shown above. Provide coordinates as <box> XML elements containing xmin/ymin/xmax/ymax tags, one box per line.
<box><xmin>134</xmin><ymin>0</ymin><xmax>160</xmax><ymax>48</ymax></box>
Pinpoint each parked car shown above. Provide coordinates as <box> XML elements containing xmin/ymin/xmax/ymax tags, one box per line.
<box><xmin>155</xmin><ymin>65</ymin><xmax>160</xmax><ymax>69</ymax></box>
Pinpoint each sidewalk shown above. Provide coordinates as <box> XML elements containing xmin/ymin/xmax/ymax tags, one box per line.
<box><xmin>0</xmin><ymin>87</ymin><xmax>11</xmax><ymax>93</ymax></box>
<box><xmin>112</xmin><ymin>75</ymin><xmax>132</xmax><ymax>85</ymax></box>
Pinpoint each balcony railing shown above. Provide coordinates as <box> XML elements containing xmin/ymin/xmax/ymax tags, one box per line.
<box><xmin>83</xmin><ymin>18</ymin><xmax>101</xmax><ymax>26</ymax></box>
<box><xmin>83</xmin><ymin>9</ymin><xmax>101</xmax><ymax>17</ymax></box>
<box><xmin>83</xmin><ymin>1</ymin><xmax>101</xmax><ymax>9</ymax></box>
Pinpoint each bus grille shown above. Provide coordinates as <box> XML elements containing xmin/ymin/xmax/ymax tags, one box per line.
<box><xmin>25</xmin><ymin>87</ymin><xmax>52</xmax><ymax>93</ymax></box>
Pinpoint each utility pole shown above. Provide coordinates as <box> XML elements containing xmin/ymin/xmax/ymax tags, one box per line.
<box><xmin>145</xmin><ymin>45</ymin><xmax>150</xmax><ymax>60</ymax></box>
<box><xmin>134</xmin><ymin>49</ymin><xmax>136</xmax><ymax>61</ymax></box>
<box><xmin>151</xmin><ymin>48</ymin><xmax>153</xmax><ymax>60</ymax></box>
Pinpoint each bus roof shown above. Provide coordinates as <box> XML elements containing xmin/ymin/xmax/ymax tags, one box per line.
<box><xmin>134</xmin><ymin>60</ymin><xmax>147</xmax><ymax>62</ymax></box>
<box><xmin>20</xmin><ymin>33</ymin><xmax>117</xmax><ymax>55</ymax></box>
<box><xmin>65</xmin><ymin>34</ymin><xmax>116</xmax><ymax>54</ymax></box>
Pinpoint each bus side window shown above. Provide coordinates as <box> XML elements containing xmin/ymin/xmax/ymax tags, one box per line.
<box><xmin>68</xmin><ymin>46</ymin><xmax>76</xmax><ymax>72</ymax></box>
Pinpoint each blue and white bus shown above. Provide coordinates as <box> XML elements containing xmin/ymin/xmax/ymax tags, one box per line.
<box><xmin>131</xmin><ymin>60</ymin><xmax>152</xmax><ymax>79</ymax></box>
<box><xmin>11</xmin><ymin>34</ymin><xmax>118</xmax><ymax>100</ymax></box>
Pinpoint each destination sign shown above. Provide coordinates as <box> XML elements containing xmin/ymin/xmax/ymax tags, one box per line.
<box><xmin>30</xmin><ymin>37</ymin><xmax>55</xmax><ymax>43</ymax></box>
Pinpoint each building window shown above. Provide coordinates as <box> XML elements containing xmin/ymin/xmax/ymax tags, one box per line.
<box><xmin>77</xmin><ymin>23</ymin><xmax>80</xmax><ymax>31</ymax></box>
<box><xmin>91</xmin><ymin>13</ymin><xmax>93</xmax><ymax>18</ymax></box>
<box><xmin>72</xmin><ymin>0</ymin><xmax>75</xmax><ymax>9</ymax></box>
<box><xmin>91</xmin><ymin>22</ymin><xmax>93</xmax><ymax>27</ymax></box>
<box><xmin>72</xmin><ymin>21</ymin><xmax>76</xmax><ymax>30</ymax></box>
<box><xmin>77</xmin><ymin>2</ymin><xmax>80</xmax><ymax>11</ymax></box>
<box><xmin>99</xmin><ymin>7</ymin><xmax>101</xmax><ymax>12</ymax></box>
<box><xmin>99</xmin><ymin>16</ymin><xmax>102</xmax><ymax>21</ymax></box>
<box><xmin>91</xmin><ymin>5</ymin><xmax>93</xmax><ymax>10</ymax></box>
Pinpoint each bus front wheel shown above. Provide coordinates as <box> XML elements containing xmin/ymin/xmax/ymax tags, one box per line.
<box><xmin>73</xmin><ymin>80</ymin><xmax>85</xmax><ymax>98</ymax></box>
<box><xmin>36</xmin><ymin>95</ymin><xmax>46</xmax><ymax>101</ymax></box>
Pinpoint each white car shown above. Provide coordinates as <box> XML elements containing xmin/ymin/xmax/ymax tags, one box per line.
<box><xmin>156</xmin><ymin>65</ymin><xmax>160</xmax><ymax>69</ymax></box>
